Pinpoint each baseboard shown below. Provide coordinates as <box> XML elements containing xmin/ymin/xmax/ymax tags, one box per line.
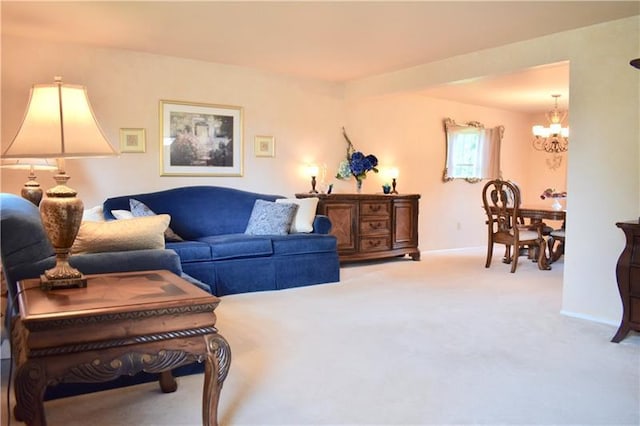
<box><xmin>560</xmin><ymin>309</ymin><xmax>619</xmax><ymax>327</ymax></box>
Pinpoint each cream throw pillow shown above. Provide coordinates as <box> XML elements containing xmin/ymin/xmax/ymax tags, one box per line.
<box><xmin>275</xmin><ymin>197</ymin><xmax>319</xmax><ymax>233</ymax></box>
<box><xmin>82</xmin><ymin>205</ymin><xmax>106</xmax><ymax>222</ymax></box>
<box><xmin>72</xmin><ymin>214</ymin><xmax>170</xmax><ymax>254</ymax></box>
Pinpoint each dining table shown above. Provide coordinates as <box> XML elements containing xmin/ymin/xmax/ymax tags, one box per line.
<box><xmin>518</xmin><ymin>205</ymin><xmax>566</xmax><ymax>223</ymax></box>
<box><xmin>517</xmin><ymin>205</ymin><xmax>566</xmax><ymax>267</ymax></box>
<box><xmin>486</xmin><ymin>204</ymin><xmax>567</xmax><ymax>268</ymax></box>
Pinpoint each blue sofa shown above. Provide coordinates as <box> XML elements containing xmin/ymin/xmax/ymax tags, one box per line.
<box><xmin>103</xmin><ymin>186</ymin><xmax>340</xmax><ymax>296</ymax></box>
<box><xmin>0</xmin><ymin>192</ymin><xmax>199</xmax><ymax>400</ymax></box>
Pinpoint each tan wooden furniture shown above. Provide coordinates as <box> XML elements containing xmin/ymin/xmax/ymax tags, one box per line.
<box><xmin>612</xmin><ymin>221</ymin><xmax>640</xmax><ymax>343</ymax></box>
<box><xmin>518</xmin><ymin>206</ymin><xmax>566</xmax><ymax>222</ymax></box>
<box><xmin>482</xmin><ymin>179</ymin><xmax>550</xmax><ymax>272</ymax></box>
<box><xmin>11</xmin><ymin>270</ymin><xmax>230</xmax><ymax>426</ymax></box>
<box><xmin>296</xmin><ymin>193</ymin><xmax>420</xmax><ymax>262</ymax></box>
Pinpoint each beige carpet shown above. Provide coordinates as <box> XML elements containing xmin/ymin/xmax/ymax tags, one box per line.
<box><xmin>2</xmin><ymin>247</ymin><xmax>639</xmax><ymax>425</ymax></box>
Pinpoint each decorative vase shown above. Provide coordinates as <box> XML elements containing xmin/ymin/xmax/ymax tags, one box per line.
<box><xmin>356</xmin><ymin>179</ymin><xmax>363</xmax><ymax>194</ymax></box>
<box><xmin>551</xmin><ymin>197</ymin><xmax>563</xmax><ymax>211</ymax></box>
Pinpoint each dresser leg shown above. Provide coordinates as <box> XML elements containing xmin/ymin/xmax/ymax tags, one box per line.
<box><xmin>611</xmin><ymin>322</ymin><xmax>630</xmax><ymax>343</ymax></box>
<box><xmin>202</xmin><ymin>333</ymin><xmax>231</xmax><ymax>426</ymax></box>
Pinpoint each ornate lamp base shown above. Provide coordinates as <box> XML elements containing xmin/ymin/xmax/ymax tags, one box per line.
<box><xmin>39</xmin><ymin>170</ymin><xmax>86</xmax><ymax>290</ymax></box>
<box><xmin>21</xmin><ymin>175</ymin><xmax>43</xmax><ymax>206</ymax></box>
<box><xmin>40</xmin><ymin>273</ymin><xmax>87</xmax><ymax>290</ymax></box>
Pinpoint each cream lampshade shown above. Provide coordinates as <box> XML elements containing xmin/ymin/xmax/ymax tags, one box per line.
<box><xmin>2</xmin><ymin>76</ymin><xmax>118</xmax><ymax>289</ymax></box>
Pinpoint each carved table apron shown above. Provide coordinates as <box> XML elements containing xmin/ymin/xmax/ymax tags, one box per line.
<box><xmin>11</xmin><ymin>270</ymin><xmax>231</xmax><ymax>426</ymax></box>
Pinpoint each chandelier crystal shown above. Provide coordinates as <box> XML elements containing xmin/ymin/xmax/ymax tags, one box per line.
<box><xmin>532</xmin><ymin>94</ymin><xmax>569</xmax><ymax>153</ymax></box>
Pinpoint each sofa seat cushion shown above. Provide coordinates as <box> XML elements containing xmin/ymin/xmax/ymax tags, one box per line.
<box><xmin>270</xmin><ymin>234</ymin><xmax>337</xmax><ymax>256</ymax></box>
<box><xmin>197</xmin><ymin>234</ymin><xmax>273</xmax><ymax>260</ymax></box>
<box><xmin>166</xmin><ymin>241</ymin><xmax>213</xmax><ymax>262</ymax></box>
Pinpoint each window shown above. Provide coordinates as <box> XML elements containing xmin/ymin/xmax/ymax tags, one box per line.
<box><xmin>443</xmin><ymin>118</ymin><xmax>503</xmax><ymax>183</ymax></box>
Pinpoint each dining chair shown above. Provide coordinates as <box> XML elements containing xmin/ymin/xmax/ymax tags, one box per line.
<box><xmin>482</xmin><ymin>179</ymin><xmax>550</xmax><ymax>272</ymax></box>
<box><xmin>506</xmin><ymin>180</ymin><xmax>554</xmax><ymax>262</ymax></box>
<box><xmin>549</xmin><ymin>221</ymin><xmax>566</xmax><ymax>263</ymax></box>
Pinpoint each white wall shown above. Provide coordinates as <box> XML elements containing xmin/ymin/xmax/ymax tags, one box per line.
<box><xmin>344</xmin><ymin>16</ymin><xmax>640</xmax><ymax>325</ymax></box>
<box><xmin>2</xmin><ymin>16</ymin><xmax>638</xmax><ymax>325</ymax></box>
<box><xmin>344</xmin><ymin>93</ymin><xmax>536</xmax><ymax>250</ymax></box>
<box><xmin>1</xmin><ymin>36</ymin><xmax>346</xmax><ymax>207</ymax></box>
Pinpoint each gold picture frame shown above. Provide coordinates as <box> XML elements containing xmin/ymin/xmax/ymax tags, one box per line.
<box><xmin>119</xmin><ymin>128</ymin><xmax>146</xmax><ymax>153</ymax></box>
<box><xmin>254</xmin><ymin>135</ymin><xmax>275</xmax><ymax>158</ymax></box>
<box><xmin>159</xmin><ymin>100</ymin><xmax>243</xmax><ymax>176</ymax></box>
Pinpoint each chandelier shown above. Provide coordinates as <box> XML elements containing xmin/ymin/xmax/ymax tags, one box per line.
<box><xmin>532</xmin><ymin>94</ymin><xmax>569</xmax><ymax>153</ymax></box>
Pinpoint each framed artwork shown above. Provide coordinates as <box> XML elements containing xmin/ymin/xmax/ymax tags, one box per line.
<box><xmin>254</xmin><ymin>135</ymin><xmax>275</xmax><ymax>157</ymax></box>
<box><xmin>119</xmin><ymin>128</ymin><xmax>146</xmax><ymax>153</ymax></box>
<box><xmin>159</xmin><ymin>100</ymin><xmax>243</xmax><ymax>176</ymax></box>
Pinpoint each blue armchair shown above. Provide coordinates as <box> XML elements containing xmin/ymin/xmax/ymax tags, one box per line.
<box><xmin>0</xmin><ymin>193</ymin><xmax>194</xmax><ymax>400</ymax></box>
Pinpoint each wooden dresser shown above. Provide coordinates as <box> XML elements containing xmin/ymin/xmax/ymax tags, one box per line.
<box><xmin>612</xmin><ymin>220</ymin><xmax>640</xmax><ymax>342</ymax></box>
<box><xmin>296</xmin><ymin>193</ymin><xmax>420</xmax><ymax>263</ymax></box>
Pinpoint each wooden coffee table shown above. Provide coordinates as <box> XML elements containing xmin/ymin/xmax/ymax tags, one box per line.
<box><xmin>10</xmin><ymin>270</ymin><xmax>230</xmax><ymax>426</ymax></box>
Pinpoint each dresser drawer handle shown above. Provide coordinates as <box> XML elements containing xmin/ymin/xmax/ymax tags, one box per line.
<box><xmin>369</xmin><ymin>205</ymin><xmax>382</xmax><ymax>212</ymax></box>
<box><xmin>369</xmin><ymin>222</ymin><xmax>382</xmax><ymax>230</ymax></box>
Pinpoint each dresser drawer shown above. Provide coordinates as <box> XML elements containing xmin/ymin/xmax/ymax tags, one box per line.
<box><xmin>630</xmin><ymin>267</ymin><xmax>640</xmax><ymax>295</ymax></box>
<box><xmin>631</xmin><ymin>297</ymin><xmax>640</xmax><ymax>324</ymax></box>
<box><xmin>361</xmin><ymin>201</ymin><xmax>390</xmax><ymax>216</ymax></box>
<box><xmin>360</xmin><ymin>237</ymin><xmax>391</xmax><ymax>252</ymax></box>
<box><xmin>360</xmin><ymin>218</ymin><xmax>390</xmax><ymax>236</ymax></box>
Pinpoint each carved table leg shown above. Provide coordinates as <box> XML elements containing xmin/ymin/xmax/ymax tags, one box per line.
<box><xmin>536</xmin><ymin>238</ymin><xmax>551</xmax><ymax>271</ymax></box>
<box><xmin>202</xmin><ymin>333</ymin><xmax>231</xmax><ymax>426</ymax></box>
<box><xmin>14</xmin><ymin>361</ymin><xmax>48</xmax><ymax>426</ymax></box>
<box><xmin>159</xmin><ymin>370</ymin><xmax>178</xmax><ymax>393</ymax></box>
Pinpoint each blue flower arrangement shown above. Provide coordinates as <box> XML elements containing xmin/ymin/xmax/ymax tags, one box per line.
<box><xmin>336</xmin><ymin>128</ymin><xmax>378</xmax><ymax>182</ymax></box>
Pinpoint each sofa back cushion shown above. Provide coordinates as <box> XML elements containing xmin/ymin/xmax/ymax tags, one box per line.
<box><xmin>103</xmin><ymin>186</ymin><xmax>282</xmax><ymax>239</ymax></box>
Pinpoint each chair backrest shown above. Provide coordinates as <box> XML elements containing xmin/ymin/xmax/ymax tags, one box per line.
<box><xmin>506</xmin><ymin>180</ymin><xmax>526</xmax><ymax>224</ymax></box>
<box><xmin>482</xmin><ymin>179</ymin><xmax>521</xmax><ymax>235</ymax></box>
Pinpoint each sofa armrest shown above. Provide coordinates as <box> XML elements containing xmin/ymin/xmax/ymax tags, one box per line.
<box><xmin>69</xmin><ymin>249</ymin><xmax>183</xmax><ymax>276</ymax></box>
<box><xmin>312</xmin><ymin>215</ymin><xmax>332</xmax><ymax>234</ymax></box>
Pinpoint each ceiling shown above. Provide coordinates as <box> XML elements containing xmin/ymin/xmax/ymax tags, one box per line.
<box><xmin>2</xmin><ymin>1</ymin><xmax>638</xmax><ymax>113</ymax></box>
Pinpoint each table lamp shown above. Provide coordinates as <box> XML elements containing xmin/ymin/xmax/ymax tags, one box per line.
<box><xmin>1</xmin><ymin>159</ymin><xmax>57</xmax><ymax>206</ymax></box>
<box><xmin>306</xmin><ymin>164</ymin><xmax>320</xmax><ymax>194</ymax></box>
<box><xmin>1</xmin><ymin>77</ymin><xmax>118</xmax><ymax>289</ymax></box>
<box><xmin>388</xmin><ymin>167</ymin><xmax>399</xmax><ymax>194</ymax></box>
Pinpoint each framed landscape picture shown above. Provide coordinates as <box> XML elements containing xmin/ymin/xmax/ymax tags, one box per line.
<box><xmin>159</xmin><ymin>100</ymin><xmax>243</xmax><ymax>176</ymax></box>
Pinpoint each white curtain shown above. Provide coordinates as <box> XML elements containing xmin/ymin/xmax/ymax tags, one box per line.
<box><xmin>479</xmin><ymin>126</ymin><xmax>502</xmax><ymax>179</ymax></box>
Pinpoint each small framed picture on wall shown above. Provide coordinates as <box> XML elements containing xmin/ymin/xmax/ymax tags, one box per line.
<box><xmin>255</xmin><ymin>135</ymin><xmax>275</xmax><ymax>157</ymax></box>
<box><xmin>119</xmin><ymin>128</ymin><xmax>146</xmax><ymax>153</ymax></box>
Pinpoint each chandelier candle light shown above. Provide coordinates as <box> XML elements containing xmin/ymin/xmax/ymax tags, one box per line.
<box><xmin>1</xmin><ymin>77</ymin><xmax>118</xmax><ymax>290</ymax></box>
<box><xmin>532</xmin><ymin>94</ymin><xmax>569</xmax><ymax>153</ymax></box>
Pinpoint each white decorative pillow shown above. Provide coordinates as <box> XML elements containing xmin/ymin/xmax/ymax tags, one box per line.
<box><xmin>72</xmin><ymin>214</ymin><xmax>170</xmax><ymax>254</ymax></box>
<box><xmin>111</xmin><ymin>210</ymin><xmax>134</xmax><ymax>220</ymax></box>
<box><xmin>82</xmin><ymin>205</ymin><xmax>106</xmax><ymax>222</ymax></box>
<box><xmin>245</xmin><ymin>199</ymin><xmax>299</xmax><ymax>235</ymax></box>
<box><xmin>128</xmin><ymin>199</ymin><xmax>184</xmax><ymax>242</ymax></box>
<box><xmin>275</xmin><ymin>197</ymin><xmax>319</xmax><ymax>233</ymax></box>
